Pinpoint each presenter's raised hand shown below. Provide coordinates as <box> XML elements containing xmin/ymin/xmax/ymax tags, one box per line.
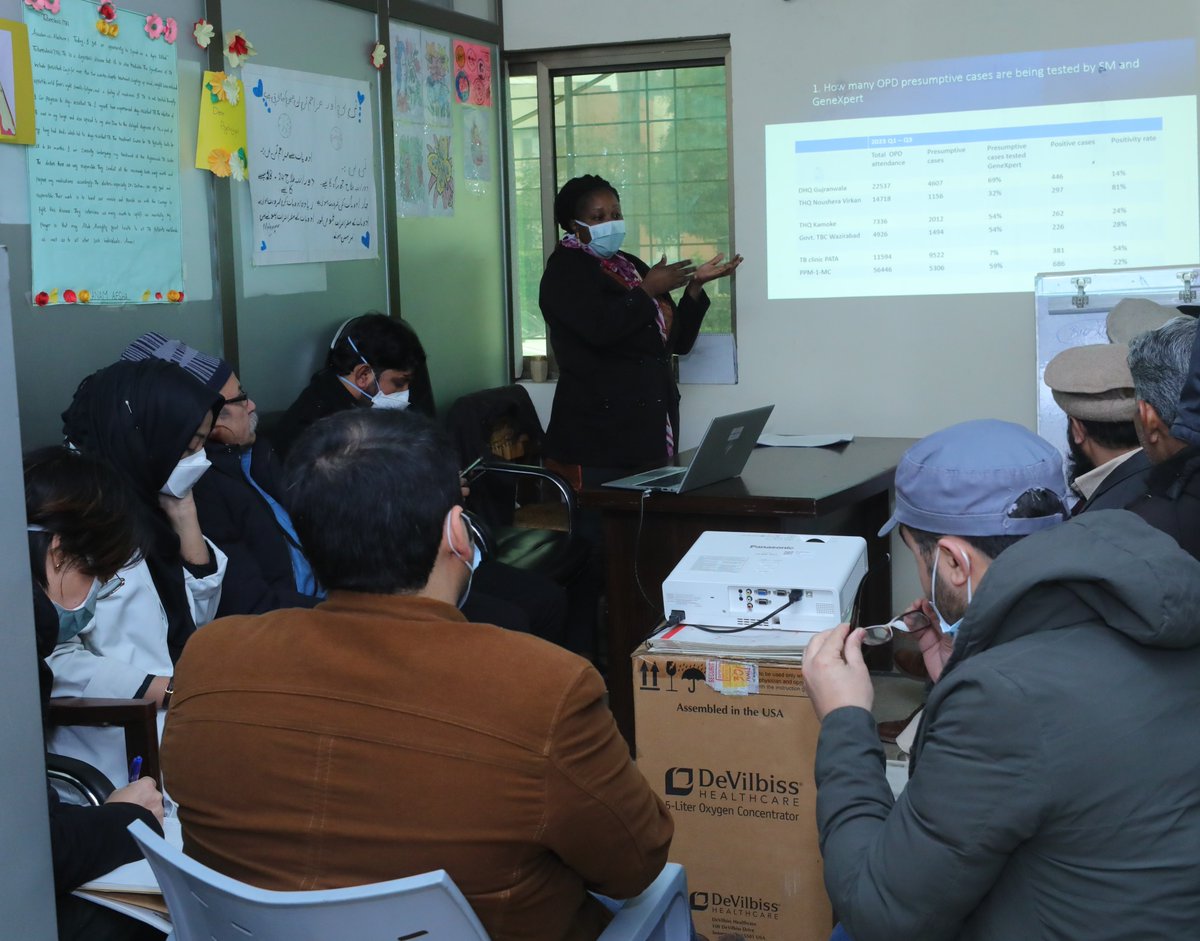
<box><xmin>693</xmin><ymin>253</ymin><xmax>743</xmax><ymax>286</ymax></box>
<box><xmin>640</xmin><ymin>255</ymin><xmax>696</xmax><ymax>297</ymax></box>
<box><xmin>802</xmin><ymin>622</ymin><xmax>874</xmax><ymax>722</ymax></box>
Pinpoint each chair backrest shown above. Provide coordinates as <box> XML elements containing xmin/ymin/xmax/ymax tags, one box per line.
<box><xmin>127</xmin><ymin>820</ymin><xmax>490</xmax><ymax>941</ymax></box>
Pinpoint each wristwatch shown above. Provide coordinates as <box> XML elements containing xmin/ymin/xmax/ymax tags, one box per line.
<box><xmin>161</xmin><ymin>677</ymin><xmax>175</xmax><ymax>710</ymax></box>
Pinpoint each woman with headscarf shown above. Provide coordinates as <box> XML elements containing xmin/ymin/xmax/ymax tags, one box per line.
<box><xmin>26</xmin><ymin>445</ymin><xmax>166</xmax><ymax>941</ymax></box>
<box><xmin>50</xmin><ymin>359</ymin><xmax>227</xmax><ymax>789</ymax></box>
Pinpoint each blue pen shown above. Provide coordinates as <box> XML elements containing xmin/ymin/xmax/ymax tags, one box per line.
<box><xmin>128</xmin><ymin>756</ymin><xmax>143</xmax><ymax>783</ymax></box>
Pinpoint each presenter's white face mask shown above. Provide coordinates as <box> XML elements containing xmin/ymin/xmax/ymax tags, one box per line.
<box><xmin>576</xmin><ymin>219</ymin><xmax>626</xmax><ymax>259</ymax></box>
<box><xmin>161</xmin><ymin>449</ymin><xmax>212</xmax><ymax>498</ymax></box>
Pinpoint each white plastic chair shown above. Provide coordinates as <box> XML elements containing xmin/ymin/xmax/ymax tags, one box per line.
<box><xmin>128</xmin><ymin>820</ymin><xmax>690</xmax><ymax>940</ymax></box>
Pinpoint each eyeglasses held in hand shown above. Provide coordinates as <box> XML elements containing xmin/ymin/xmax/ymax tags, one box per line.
<box><xmin>861</xmin><ymin>606</ymin><xmax>932</xmax><ymax>646</ymax></box>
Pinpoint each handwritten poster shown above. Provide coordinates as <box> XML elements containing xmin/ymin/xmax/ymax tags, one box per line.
<box><xmin>390</xmin><ymin>23</ymin><xmax>423</xmax><ymax>126</ymax></box>
<box><xmin>195</xmin><ymin>70</ymin><xmax>247</xmax><ymax>176</ymax></box>
<box><xmin>242</xmin><ymin>63</ymin><xmax>379</xmax><ymax>266</ymax></box>
<box><xmin>422</xmin><ymin>31</ymin><xmax>452</xmax><ymax>128</ymax></box>
<box><xmin>462</xmin><ymin>108</ymin><xmax>491</xmax><ymax>187</ymax></box>
<box><xmin>1</xmin><ymin>18</ymin><xmax>36</xmax><ymax>144</ymax></box>
<box><xmin>25</xmin><ymin>0</ymin><xmax>183</xmax><ymax>305</ymax></box>
<box><xmin>452</xmin><ymin>40</ymin><xmax>492</xmax><ymax>108</ymax></box>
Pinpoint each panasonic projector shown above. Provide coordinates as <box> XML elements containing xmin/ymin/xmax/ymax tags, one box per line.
<box><xmin>661</xmin><ymin>531</ymin><xmax>868</xmax><ymax>631</ymax></box>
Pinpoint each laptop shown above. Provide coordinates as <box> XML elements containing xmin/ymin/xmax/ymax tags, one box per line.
<box><xmin>603</xmin><ymin>405</ymin><xmax>774</xmax><ymax>493</ymax></box>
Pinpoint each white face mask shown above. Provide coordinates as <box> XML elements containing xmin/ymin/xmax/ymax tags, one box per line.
<box><xmin>575</xmin><ymin>218</ymin><xmax>626</xmax><ymax>259</ymax></box>
<box><xmin>161</xmin><ymin>449</ymin><xmax>212</xmax><ymax>498</ymax></box>
<box><xmin>445</xmin><ymin>511</ymin><xmax>482</xmax><ymax>609</ymax></box>
<box><xmin>929</xmin><ymin>545</ymin><xmax>972</xmax><ymax>638</ymax></box>
<box><xmin>369</xmin><ymin>387</ymin><xmax>410</xmax><ymax>411</ymax></box>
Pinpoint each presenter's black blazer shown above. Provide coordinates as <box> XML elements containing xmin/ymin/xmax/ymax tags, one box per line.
<box><xmin>538</xmin><ymin>245</ymin><xmax>708</xmax><ymax>470</ymax></box>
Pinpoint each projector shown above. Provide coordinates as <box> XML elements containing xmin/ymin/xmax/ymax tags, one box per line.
<box><xmin>662</xmin><ymin>531</ymin><xmax>867</xmax><ymax>631</ymax></box>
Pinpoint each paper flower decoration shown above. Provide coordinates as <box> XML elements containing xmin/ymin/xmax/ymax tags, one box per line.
<box><xmin>144</xmin><ymin>15</ymin><xmax>164</xmax><ymax>39</ymax></box>
<box><xmin>24</xmin><ymin>0</ymin><xmax>62</xmax><ymax>13</ymax></box>
<box><xmin>34</xmin><ymin>291</ymin><xmax>49</xmax><ymax>307</ymax></box>
<box><xmin>142</xmin><ymin>290</ymin><xmax>152</xmax><ymax>302</ymax></box>
<box><xmin>167</xmin><ymin>290</ymin><xmax>184</xmax><ymax>303</ymax></box>
<box><xmin>48</xmin><ymin>289</ymin><xmax>59</xmax><ymax>304</ymax></box>
<box><xmin>163</xmin><ymin>18</ymin><xmax>177</xmax><ymax>43</ymax></box>
<box><xmin>224</xmin><ymin>30</ymin><xmax>256</xmax><ymax>69</ymax></box>
<box><xmin>193</xmin><ymin>19</ymin><xmax>214</xmax><ymax>48</ymax></box>
<box><xmin>78</xmin><ymin>290</ymin><xmax>91</xmax><ymax>303</ymax></box>
<box><xmin>63</xmin><ymin>289</ymin><xmax>77</xmax><ymax>304</ymax></box>
<box><xmin>222</xmin><ymin>75</ymin><xmax>240</xmax><ymax>106</ymax></box>
<box><xmin>371</xmin><ymin>42</ymin><xmax>387</xmax><ymax>70</ymax></box>
<box><xmin>228</xmin><ymin>148</ymin><xmax>248</xmax><ymax>182</ymax></box>
<box><xmin>207</xmin><ymin>148</ymin><xmax>233</xmax><ymax>178</ymax></box>
<box><xmin>98</xmin><ymin>2</ymin><xmax>116</xmax><ymax>21</ymax></box>
<box><xmin>96</xmin><ymin>20</ymin><xmax>119</xmax><ymax>37</ymax></box>
<box><xmin>204</xmin><ymin>71</ymin><xmax>230</xmax><ymax>103</ymax></box>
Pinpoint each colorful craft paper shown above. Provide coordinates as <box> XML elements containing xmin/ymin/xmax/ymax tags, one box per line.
<box><xmin>195</xmin><ymin>70</ymin><xmax>248</xmax><ymax>174</ymax></box>
<box><xmin>0</xmin><ymin>18</ymin><xmax>37</xmax><ymax>144</ymax></box>
<box><xmin>242</xmin><ymin>63</ymin><xmax>379</xmax><ymax>265</ymax></box>
<box><xmin>452</xmin><ymin>39</ymin><xmax>492</xmax><ymax>108</ymax></box>
<box><xmin>25</xmin><ymin>0</ymin><xmax>183</xmax><ymax>305</ymax></box>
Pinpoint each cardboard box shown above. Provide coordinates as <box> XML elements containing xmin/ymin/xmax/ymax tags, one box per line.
<box><xmin>633</xmin><ymin>646</ymin><xmax>831</xmax><ymax>941</ymax></box>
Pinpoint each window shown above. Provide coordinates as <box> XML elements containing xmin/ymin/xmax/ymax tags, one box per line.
<box><xmin>506</xmin><ymin>40</ymin><xmax>735</xmax><ymax>376</ymax></box>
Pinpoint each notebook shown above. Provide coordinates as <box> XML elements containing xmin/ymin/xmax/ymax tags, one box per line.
<box><xmin>603</xmin><ymin>405</ymin><xmax>774</xmax><ymax>492</ymax></box>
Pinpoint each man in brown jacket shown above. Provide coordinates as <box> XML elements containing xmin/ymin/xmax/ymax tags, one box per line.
<box><xmin>161</xmin><ymin>409</ymin><xmax>673</xmax><ymax>941</ymax></box>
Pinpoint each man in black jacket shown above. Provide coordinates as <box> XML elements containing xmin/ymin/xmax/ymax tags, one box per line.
<box><xmin>1042</xmin><ymin>342</ymin><xmax>1150</xmax><ymax>512</ymax></box>
<box><xmin>803</xmin><ymin>419</ymin><xmax>1200</xmax><ymax>941</ymax></box>
<box><xmin>1125</xmin><ymin>314</ymin><xmax>1200</xmax><ymax>559</ymax></box>
<box><xmin>124</xmin><ymin>332</ymin><xmax>568</xmax><ymax>644</ymax></box>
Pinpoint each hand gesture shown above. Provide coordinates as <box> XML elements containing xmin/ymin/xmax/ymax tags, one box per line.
<box><xmin>106</xmin><ymin>775</ymin><xmax>165</xmax><ymax>825</ymax></box>
<box><xmin>692</xmin><ymin>253</ymin><xmax>744</xmax><ymax>286</ymax></box>
<box><xmin>802</xmin><ymin>622</ymin><xmax>874</xmax><ymax>722</ymax></box>
<box><xmin>906</xmin><ymin>597</ymin><xmax>955</xmax><ymax>682</ymax></box>
<box><xmin>639</xmin><ymin>255</ymin><xmax>696</xmax><ymax>298</ymax></box>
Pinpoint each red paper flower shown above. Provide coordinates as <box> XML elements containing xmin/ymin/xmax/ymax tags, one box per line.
<box><xmin>155</xmin><ymin>292</ymin><xmax>163</xmax><ymax>300</ymax></box>
<box><xmin>34</xmin><ymin>291</ymin><xmax>49</xmax><ymax>306</ymax></box>
<box><xmin>63</xmin><ymin>289</ymin><xmax>77</xmax><ymax>303</ymax></box>
<box><xmin>98</xmin><ymin>2</ymin><xmax>116</xmax><ymax>21</ymax></box>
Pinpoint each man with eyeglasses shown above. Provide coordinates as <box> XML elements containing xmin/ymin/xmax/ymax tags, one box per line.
<box><xmin>803</xmin><ymin>419</ymin><xmax>1200</xmax><ymax>941</ymax></box>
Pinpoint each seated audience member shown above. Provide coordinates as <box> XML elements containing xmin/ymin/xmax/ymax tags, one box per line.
<box><xmin>1125</xmin><ymin>315</ymin><xmax>1200</xmax><ymax>558</ymax></box>
<box><xmin>1104</xmin><ymin>296</ymin><xmax>1190</xmax><ymax>344</ymax></box>
<box><xmin>122</xmin><ymin>333</ymin><xmax>318</xmax><ymax>617</ymax></box>
<box><xmin>803</xmin><ymin>419</ymin><xmax>1200</xmax><ymax>941</ymax></box>
<box><xmin>1043</xmin><ymin>342</ymin><xmax>1149</xmax><ymax>511</ymax></box>
<box><xmin>273</xmin><ymin>312</ymin><xmax>432</xmax><ymax>458</ymax></box>
<box><xmin>27</xmin><ymin>447</ymin><xmax>166</xmax><ymax>941</ymax></box>
<box><xmin>53</xmin><ymin>359</ymin><xmax>226</xmax><ymax>788</ymax></box>
<box><xmin>275</xmin><ymin>316</ymin><xmax>569</xmax><ymax>642</ymax></box>
<box><xmin>161</xmin><ymin>410</ymin><xmax>673</xmax><ymax>941</ymax></box>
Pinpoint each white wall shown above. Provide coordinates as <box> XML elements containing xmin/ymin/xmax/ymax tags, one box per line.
<box><xmin>504</xmin><ymin>0</ymin><xmax>1200</xmax><ymax>448</ymax></box>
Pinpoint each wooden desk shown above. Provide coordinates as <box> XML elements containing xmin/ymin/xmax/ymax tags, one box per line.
<box><xmin>581</xmin><ymin>437</ymin><xmax>915</xmax><ymax>750</ymax></box>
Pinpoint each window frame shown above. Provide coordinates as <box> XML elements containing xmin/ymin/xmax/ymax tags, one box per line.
<box><xmin>505</xmin><ymin>37</ymin><xmax>737</xmax><ymax>378</ymax></box>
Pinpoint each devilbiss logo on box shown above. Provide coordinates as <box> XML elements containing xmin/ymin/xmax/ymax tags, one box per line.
<box><xmin>690</xmin><ymin>889</ymin><xmax>781</xmax><ymax>919</ymax></box>
<box><xmin>663</xmin><ymin>766</ymin><xmax>805</xmax><ymax>819</ymax></box>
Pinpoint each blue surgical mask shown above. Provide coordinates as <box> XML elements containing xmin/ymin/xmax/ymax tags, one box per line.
<box><xmin>576</xmin><ymin>219</ymin><xmax>626</xmax><ymax>259</ymax></box>
<box><xmin>444</xmin><ymin>511</ymin><xmax>481</xmax><ymax>609</ymax></box>
<box><xmin>52</xmin><ymin>576</ymin><xmax>102</xmax><ymax>643</ymax></box>
<box><xmin>929</xmin><ymin>545</ymin><xmax>971</xmax><ymax>638</ymax></box>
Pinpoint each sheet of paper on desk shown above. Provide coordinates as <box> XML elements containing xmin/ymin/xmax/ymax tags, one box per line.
<box><xmin>757</xmin><ymin>432</ymin><xmax>854</xmax><ymax>447</ymax></box>
<box><xmin>79</xmin><ymin>816</ymin><xmax>181</xmax><ymax>893</ymax></box>
<box><xmin>646</xmin><ymin>624</ymin><xmax>811</xmax><ymax>659</ymax></box>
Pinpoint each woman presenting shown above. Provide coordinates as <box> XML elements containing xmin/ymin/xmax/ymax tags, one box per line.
<box><xmin>539</xmin><ymin>174</ymin><xmax>742</xmax><ymax>487</ymax></box>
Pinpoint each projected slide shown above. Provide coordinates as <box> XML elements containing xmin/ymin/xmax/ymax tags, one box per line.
<box><xmin>765</xmin><ymin>41</ymin><xmax>1199</xmax><ymax>299</ymax></box>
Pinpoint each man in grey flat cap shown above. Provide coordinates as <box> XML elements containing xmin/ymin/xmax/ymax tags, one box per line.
<box><xmin>1043</xmin><ymin>343</ymin><xmax>1150</xmax><ymax>512</ymax></box>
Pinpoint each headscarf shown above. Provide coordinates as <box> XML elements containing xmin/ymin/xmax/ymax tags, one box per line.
<box><xmin>61</xmin><ymin>360</ymin><xmax>224</xmax><ymax>662</ymax></box>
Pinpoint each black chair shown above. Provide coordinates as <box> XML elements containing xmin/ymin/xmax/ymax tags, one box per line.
<box><xmin>46</xmin><ymin>753</ymin><xmax>115</xmax><ymax>807</ymax></box>
<box><xmin>444</xmin><ymin>385</ymin><xmax>590</xmax><ymax>587</ymax></box>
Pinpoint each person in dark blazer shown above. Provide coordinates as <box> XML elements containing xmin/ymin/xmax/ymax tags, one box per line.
<box><xmin>538</xmin><ymin>174</ymin><xmax>741</xmax><ymax>487</ymax></box>
<box><xmin>1042</xmin><ymin>342</ymin><xmax>1152</xmax><ymax>513</ymax></box>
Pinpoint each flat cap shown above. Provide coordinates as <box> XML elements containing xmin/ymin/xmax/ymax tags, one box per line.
<box><xmin>1106</xmin><ymin>298</ymin><xmax>1180</xmax><ymax>345</ymax></box>
<box><xmin>1044</xmin><ymin>343</ymin><xmax>1136</xmax><ymax>422</ymax></box>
